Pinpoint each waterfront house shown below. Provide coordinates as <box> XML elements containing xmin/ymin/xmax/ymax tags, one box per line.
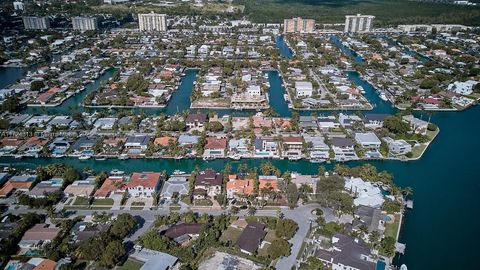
<box><xmin>258</xmin><ymin>175</ymin><xmax>279</xmax><ymax>197</ymax></box>
<box><xmin>295</xmin><ymin>81</ymin><xmax>314</xmax><ymax>98</ymax></box>
<box><xmin>303</xmin><ymin>135</ymin><xmax>330</xmax><ymax>160</ymax></box>
<box><xmin>93</xmin><ymin>117</ymin><xmax>116</xmax><ymax>130</ymax></box>
<box><xmin>125</xmin><ymin>135</ymin><xmax>151</xmax><ymax>151</ymax></box>
<box><xmin>203</xmin><ymin>137</ymin><xmax>227</xmax><ymax>158</ymax></box>
<box><xmin>48</xmin><ymin>137</ymin><xmax>71</xmax><ymax>156</ymax></box>
<box><xmin>352</xmin><ymin>205</ymin><xmax>385</xmax><ymax>234</ymax></box>
<box><xmin>18</xmin><ymin>136</ymin><xmax>49</xmax><ymax>156</ymax></box>
<box><xmin>236</xmin><ymin>221</ymin><xmax>266</xmax><ymax>255</ymax></box>
<box><xmin>254</xmin><ymin>137</ymin><xmax>278</xmax><ymax>157</ymax></box>
<box><xmin>48</xmin><ymin>116</ymin><xmax>77</xmax><ymax>129</ymax></box>
<box><xmin>194</xmin><ymin>169</ymin><xmax>223</xmax><ymax>199</ymax></box>
<box><xmin>228</xmin><ymin>138</ymin><xmax>249</xmax><ymax>156</ymax></box>
<box><xmin>0</xmin><ymin>137</ymin><xmax>24</xmax><ymax>154</ymax></box>
<box><xmin>363</xmin><ymin>114</ymin><xmax>388</xmax><ymax>129</ymax></box>
<box><xmin>19</xmin><ymin>224</ymin><xmax>61</xmax><ymax>248</ymax></box>
<box><xmin>383</xmin><ymin>137</ymin><xmax>412</xmax><ymax>155</ymax></box>
<box><xmin>282</xmin><ymin>136</ymin><xmax>303</xmax><ymax>158</ymax></box>
<box><xmin>25</xmin><ymin>115</ymin><xmax>52</xmax><ymax>128</ymax></box>
<box><xmin>402</xmin><ymin>115</ymin><xmax>429</xmax><ymax>135</ymax></box>
<box><xmin>299</xmin><ymin>116</ymin><xmax>318</xmax><ymax>131</ymax></box>
<box><xmin>71</xmin><ymin>136</ymin><xmax>100</xmax><ymax>154</ymax></box>
<box><xmin>0</xmin><ymin>174</ymin><xmax>36</xmax><ymax>197</ymax></box>
<box><xmin>154</xmin><ymin>136</ymin><xmax>177</xmax><ymax>147</ymax></box>
<box><xmin>315</xmin><ymin>233</ymin><xmax>376</xmax><ymax>270</ymax></box>
<box><xmin>186</xmin><ymin>113</ymin><xmax>207</xmax><ymax>129</ymax></box>
<box><xmin>131</xmin><ymin>247</ymin><xmax>178</xmax><ymax>270</ymax></box>
<box><xmin>63</xmin><ymin>178</ymin><xmax>95</xmax><ymax>198</ymax></box>
<box><xmin>178</xmin><ymin>134</ymin><xmax>199</xmax><ymax>148</ymax></box>
<box><xmin>160</xmin><ymin>174</ymin><xmax>189</xmax><ymax>200</ymax></box>
<box><xmin>354</xmin><ymin>133</ymin><xmax>381</xmax><ymax>150</ymax></box>
<box><xmin>27</xmin><ymin>178</ymin><xmax>63</xmax><ymax>198</ymax></box>
<box><xmin>226</xmin><ymin>175</ymin><xmax>254</xmax><ymax>199</ymax></box>
<box><xmin>317</xmin><ymin>116</ymin><xmax>340</xmax><ymax>130</ymax></box>
<box><xmin>339</xmin><ymin>113</ymin><xmax>363</xmax><ymax>128</ymax></box>
<box><xmin>344</xmin><ymin>177</ymin><xmax>384</xmax><ymax>208</ymax></box>
<box><xmin>126</xmin><ymin>172</ymin><xmax>162</xmax><ymax>198</ymax></box>
<box><xmin>94</xmin><ymin>176</ymin><xmax>126</xmax><ymax>199</ymax></box>
<box><xmin>291</xmin><ymin>173</ymin><xmax>319</xmax><ymax>192</ymax></box>
<box><xmin>331</xmin><ymin>137</ymin><xmax>357</xmax><ymax>161</ymax></box>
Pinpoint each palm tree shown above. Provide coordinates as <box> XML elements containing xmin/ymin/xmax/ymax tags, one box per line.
<box><xmin>247</xmin><ymin>206</ymin><xmax>256</xmax><ymax>216</ymax></box>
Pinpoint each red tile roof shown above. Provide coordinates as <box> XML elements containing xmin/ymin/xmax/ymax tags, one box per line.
<box><xmin>127</xmin><ymin>172</ymin><xmax>162</xmax><ymax>189</ymax></box>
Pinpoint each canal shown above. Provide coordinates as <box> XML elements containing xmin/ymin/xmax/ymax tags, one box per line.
<box><xmin>0</xmin><ymin>35</ymin><xmax>478</xmax><ymax>270</ymax></box>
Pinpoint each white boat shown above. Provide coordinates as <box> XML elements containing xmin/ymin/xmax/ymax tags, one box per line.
<box><xmin>95</xmin><ymin>157</ymin><xmax>107</xmax><ymax>161</ymax></box>
<box><xmin>379</xmin><ymin>93</ymin><xmax>388</xmax><ymax>101</ymax></box>
<box><xmin>230</xmin><ymin>155</ymin><xmax>241</xmax><ymax>160</ymax></box>
<box><xmin>203</xmin><ymin>156</ymin><xmax>215</xmax><ymax>161</ymax></box>
<box><xmin>14</xmin><ymin>155</ymin><xmax>23</xmax><ymax>159</ymax></box>
<box><xmin>78</xmin><ymin>155</ymin><xmax>91</xmax><ymax>160</ymax></box>
<box><xmin>173</xmin><ymin>170</ymin><xmax>186</xmax><ymax>175</ymax></box>
<box><xmin>283</xmin><ymin>94</ymin><xmax>289</xmax><ymax>101</ymax></box>
<box><xmin>288</xmin><ymin>156</ymin><xmax>301</xmax><ymax>161</ymax></box>
<box><xmin>400</xmin><ymin>265</ymin><xmax>408</xmax><ymax>270</ymax></box>
<box><xmin>174</xmin><ymin>156</ymin><xmax>183</xmax><ymax>160</ymax></box>
<box><xmin>118</xmin><ymin>154</ymin><xmax>129</xmax><ymax>160</ymax></box>
<box><xmin>310</xmin><ymin>158</ymin><xmax>325</xmax><ymax>163</ymax></box>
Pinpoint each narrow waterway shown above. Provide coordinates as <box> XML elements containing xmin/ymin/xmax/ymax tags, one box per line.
<box><xmin>0</xmin><ymin>35</ymin><xmax>478</xmax><ymax>269</ymax></box>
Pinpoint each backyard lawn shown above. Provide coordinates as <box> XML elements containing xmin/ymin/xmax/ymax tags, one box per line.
<box><xmin>384</xmin><ymin>213</ymin><xmax>401</xmax><ymax>239</ymax></box>
<box><xmin>117</xmin><ymin>258</ymin><xmax>143</xmax><ymax>270</ymax></box>
<box><xmin>92</xmin><ymin>198</ymin><xmax>114</xmax><ymax>206</ymax></box>
<box><xmin>219</xmin><ymin>226</ymin><xmax>243</xmax><ymax>243</ymax></box>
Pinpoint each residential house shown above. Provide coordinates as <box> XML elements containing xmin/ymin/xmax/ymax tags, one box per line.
<box><xmin>160</xmin><ymin>175</ymin><xmax>189</xmax><ymax>200</ymax></box>
<box><xmin>0</xmin><ymin>174</ymin><xmax>36</xmax><ymax>197</ymax></box>
<box><xmin>282</xmin><ymin>136</ymin><xmax>303</xmax><ymax>158</ymax></box>
<box><xmin>402</xmin><ymin>115</ymin><xmax>429</xmax><ymax>135</ymax></box>
<box><xmin>178</xmin><ymin>134</ymin><xmax>199</xmax><ymax>148</ymax></box>
<box><xmin>228</xmin><ymin>138</ymin><xmax>249</xmax><ymax>156</ymax></box>
<box><xmin>70</xmin><ymin>222</ymin><xmax>110</xmax><ymax>243</ymax></box>
<box><xmin>64</xmin><ymin>178</ymin><xmax>95</xmax><ymax>197</ymax></box>
<box><xmin>19</xmin><ymin>224</ymin><xmax>61</xmax><ymax>248</ymax></box>
<box><xmin>203</xmin><ymin>137</ymin><xmax>227</xmax><ymax>158</ymax></box>
<box><xmin>317</xmin><ymin>116</ymin><xmax>340</xmax><ymax>130</ymax></box>
<box><xmin>295</xmin><ymin>81</ymin><xmax>314</xmax><ymax>97</ymax></box>
<box><xmin>236</xmin><ymin>221</ymin><xmax>267</xmax><ymax>255</ymax></box>
<box><xmin>383</xmin><ymin>137</ymin><xmax>412</xmax><ymax>155</ymax></box>
<box><xmin>363</xmin><ymin>114</ymin><xmax>388</xmax><ymax>129</ymax></box>
<box><xmin>27</xmin><ymin>178</ymin><xmax>63</xmax><ymax>198</ymax></box>
<box><xmin>48</xmin><ymin>137</ymin><xmax>71</xmax><ymax>156</ymax></box>
<box><xmin>299</xmin><ymin>116</ymin><xmax>318</xmax><ymax>131</ymax></box>
<box><xmin>126</xmin><ymin>172</ymin><xmax>162</xmax><ymax>198</ymax></box>
<box><xmin>94</xmin><ymin>176</ymin><xmax>126</xmax><ymax>198</ymax></box>
<box><xmin>226</xmin><ymin>175</ymin><xmax>254</xmax><ymax>199</ymax></box>
<box><xmin>331</xmin><ymin>137</ymin><xmax>357</xmax><ymax>161</ymax></box>
<box><xmin>303</xmin><ymin>135</ymin><xmax>330</xmax><ymax>160</ymax></box>
<box><xmin>164</xmin><ymin>223</ymin><xmax>202</xmax><ymax>245</ymax></box>
<box><xmin>194</xmin><ymin>169</ymin><xmax>223</xmax><ymax>199</ymax></box>
<box><xmin>124</xmin><ymin>135</ymin><xmax>151</xmax><ymax>154</ymax></box>
<box><xmin>186</xmin><ymin>113</ymin><xmax>207</xmax><ymax>129</ymax></box>
<box><xmin>316</xmin><ymin>233</ymin><xmax>377</xmax><ymax>270</ymax></box>
<box><xmin>354</xmin><ymin>133</ymin><xmax>381</xmax><ymax>150</ymax></box>
<box><xmin>254</xmin><ymin>137</ymin><xmax>278</xmax><ymax>157</ymax></box>
<box><xmin>18</xmin><ymin>136</ymin><xmax>49</xmax><ymax>156</ymax></box>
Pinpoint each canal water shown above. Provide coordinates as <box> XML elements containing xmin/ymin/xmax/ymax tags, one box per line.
<box><xmin>0</xmin><ymin>35</ymin><xmax>478</xmax><ymax>269</ymax></box>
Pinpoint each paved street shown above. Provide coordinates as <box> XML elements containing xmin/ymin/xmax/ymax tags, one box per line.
<box><xmin>7</xmin><ymin>203</ymin><xmax>327</xmax><ymax>270</ymax></box>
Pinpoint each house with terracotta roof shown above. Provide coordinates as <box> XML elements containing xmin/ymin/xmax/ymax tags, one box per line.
<box><xmin>0</xmin><ymin>137</ymin><xmax>24</xmax><ymax>154</ymax></box>
<box><xmin>258</xmin><ymin>175</ymin><xmax>280</xmax><ymax>198</ymax></box>
<box><xmin>0</xmin><ymin>175</ymin><xmax>36</xmax><ymax>197</ymax></box>
<box><xmin>19</xmin><ymin>223</ymin><xmax>61</xmax><ymax>248</ymax></box>
<box><xmin>126</xmin><ymin>172</ymin><xmax>162</xmax><ymax>198</ymax></box>
<box><xmin>203</xmin><ymin>137</ymin><xmax>227</xmax><ymax>158</ymax></box>
<box><xmin>226</xmin><ymin>175</ymin><xmax>254</xmax><ymax>199</ymax></box>
<box><xmin>154</xmin><ymin>136</ymin><xmax>177</xmax><ymax>147</ymax></box>
<box><xmin>20</xmin><ymin>258</ymin><xmax>57</xmax><ymax>270</ymax></box>
<box><xmin>194</xmin><ymin>169</ymin><xmax>223</xmax><ymax>199</ymax></box>
<box><xmin>18</xmin><ymin>136</ymin><xmax>49</xmax><ymax>156</ymax></box>
<box><xmin>94</xmin><ymin>176</ymin><xmax>126</xmax><ymax>199</ymax></box>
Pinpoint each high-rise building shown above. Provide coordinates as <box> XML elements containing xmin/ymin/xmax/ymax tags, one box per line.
<box><xmin>344</xmin><ymin>14</ymin><xmax>375</xmax><ymax>33</ymax></box>
<box><xmin>23</xmin><ymin>16</ymin><xmax>50</xmax><ymax>30</ymax></box>
<box><xmin>138</xmin><ymin>12</ymin><xmax>167</xmax><ymax>32</ymax></box>
<box><xmin>283</xmin><ymin>17</ymin><xmax>315</xmax><ymax>33</ymax></box>
<box><xmin>72</xmin><ymin>16</ymin><xmax>98</xmax><ymax>31</ymax></box>
<box><xmin>13</xmin><ymin>1</ymin><xmax>24</xmax><ymax>11</ymax></box>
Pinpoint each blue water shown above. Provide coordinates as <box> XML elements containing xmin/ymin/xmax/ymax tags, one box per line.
<box><xmin>276</xmin><ymin>35</ymin><xmax>294</xmax><ymax>59</ymax></box>
<box><xmin>267</xmin><ymin>70</ymin><xmax>291</xmax><ymax>117</ymax></box>
<box><xmin>0</xmin><ymin>67</ymin><xmax>28</xmax><ymax>89</ymax></box>
<box><xmin>376</xmin><ymin>260</ymin><xmax>386</xmax><ymax>270</ymax></box>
